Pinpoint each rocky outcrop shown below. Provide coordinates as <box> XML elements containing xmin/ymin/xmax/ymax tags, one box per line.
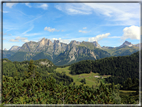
<box><xmin>8</xmin><ymin>38</ymin><xmax>139</xmax><ymax>66</ymax></box>
<box><xmin>19</xmin><ymin>41</ymin><xmax>38</xmax><ymax>52</ymax></box>
<box><xmin>9</xmin><ymin>46</ymin><xmax>20</xmax><ymax>51</ymax></box>
<box><xmin>92</xmin><ymin>41</ymin><xmax>101</xmax><ymax>48</ymax></box>
<box><xmin>119</xmin><ymin>41</ymin><xmax>133</xmax><ymax>48</ymax></box>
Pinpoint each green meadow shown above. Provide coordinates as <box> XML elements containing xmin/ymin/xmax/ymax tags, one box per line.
<box><xmin>55</xmin><ymin>66</ymin><xmax>111</xmax><ymax>88</ymax></box>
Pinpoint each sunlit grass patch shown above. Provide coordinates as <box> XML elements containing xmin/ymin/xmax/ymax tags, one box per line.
<box><xmin>55</xmin><ymin>66</ymin><xmax>111</xmax><ymax>88</ymax></box>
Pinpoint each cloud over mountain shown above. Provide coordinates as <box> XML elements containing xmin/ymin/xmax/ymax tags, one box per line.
<box><xmin>122</xmin><ymin>25</ymin><xmax>140</xmax><ymax>40</ymax></box>
<box><xmin>88</xmin><ymin>33</ymin><xmax>110</xmax><ymax>42</ymax></box>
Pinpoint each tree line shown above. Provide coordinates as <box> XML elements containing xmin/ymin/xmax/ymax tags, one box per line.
<box><xmin>2</xmin><ymin>59</ymin><xmax>139</xmax><ymax>104</ymax></box>
<box><xmin>69</xmin><ymin>51</ymin><xmax>139</xmax><ymax>90</ymax></box>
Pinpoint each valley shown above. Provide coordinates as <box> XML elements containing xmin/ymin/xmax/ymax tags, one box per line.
<box><xmin>2</xmin><ymin>51</ymin><xmax>140</xmax><ymax>104</ymax></box>
<box><xmin>2</xmin><ymin>2</ymin><xmax>141</xmax><ymax>105</ymax></box>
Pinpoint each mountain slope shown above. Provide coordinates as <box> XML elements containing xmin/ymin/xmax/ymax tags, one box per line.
<box><xmin>2</xmin><ymin>50</ymin><xmax>17</xmax><ymax>58</ymax></box>
<box><xmin>8</xmin><ymin>52</ymin><xmax>29</xmax><ymax>62</ymax></box>
<box><xmin>102</xmin><ymin>46</ymin><xmax>139</xmax><ymax>56</ymax></box>
<box><xmin>9</xmin><ymin>46</ymin><xmax>20</xmax><ymax>51</ymax></box>
<box><xmin>4</xmin><ymin>38</ymin><xmax>140</xmax><ymax>66</ymax></box>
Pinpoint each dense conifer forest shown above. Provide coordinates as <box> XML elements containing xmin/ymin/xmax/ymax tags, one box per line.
<box><xmin>2</xmin><ymin>51</ymin><xmax>140</xmax><ymax>104</ymax></box>
<box><xmin>69</xmin><ymin>51</ymin><xmax>139</xmax><ymax>88</ymax></box>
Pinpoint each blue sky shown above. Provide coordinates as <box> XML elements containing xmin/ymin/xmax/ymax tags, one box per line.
<box><xmin>3</xmin><ymin>2</ymin><xmax>140</xmax><ymax>50</ymax></box>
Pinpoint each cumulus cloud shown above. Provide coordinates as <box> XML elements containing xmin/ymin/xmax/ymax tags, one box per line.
<box><xmin>37</xmin><ymin>4</ymin><xmax>48</xmax><ymax>10</ymax></box>
<box><xmin>83</xmin><ymin>27</ymin><xmax>87</xmax><ymax>29</ymax></box>
<box><xmin>121</xmin><ymin>25</ymin><xmax>140</xmax><ymax>40</ymax></box>
<box><xmin>108</xmin><ymin>36</ymin><xmax>121</xmax><ymax>38</ymax></box>
<box><xmin>10</xmin><ymin>36</ymin><xmax>29</xmax><ymax>42</ymax></box>
<box><xmin>88</xmin><ymin>33</ymin><xmax>110</xmax><ymax>42</ymax></box>
<box><xmin>25</xmin><ymin>3</ymin><xmax>32</xmax><ymax>8</ymax></box>
<box><xmin>44</xmin><ymin>27</ymin><xmax>59</xmax><ymax>32</ymax></box>
<box><xmin>79</xmin><ymin>30</ymin><xmax>87</xmax><ymax>33</ymax></box>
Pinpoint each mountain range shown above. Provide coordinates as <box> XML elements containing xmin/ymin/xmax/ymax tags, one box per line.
<box><xmin>3</xmin><ymin>38</ymin><xmax>141</xmax><ymax>66</ymax></box>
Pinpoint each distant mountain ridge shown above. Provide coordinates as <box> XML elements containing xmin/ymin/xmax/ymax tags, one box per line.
<box><xmin>9</xmin><ymin>46</ymin><xmax>21</xmax><ymax>51</ymax></box>
<box><xmin>119</xmin><ymin>41</ymin><xmax>133</xmax><ymax>48</ymax></box>
<box><xmin>3</xmin><ymin>38</ymin><xmax>140</xmax><ymax>66</ymax></box>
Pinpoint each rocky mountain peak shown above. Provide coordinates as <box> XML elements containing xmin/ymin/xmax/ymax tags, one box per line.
<box><xmin>119</xmin><ymin>41</ymin><xmax>133</xmax><ymax>47</ymax></box>
<box><xmin>39</xmin><ymin>38</ymin><xmax>46</xmax><ymax>46</ymax></box>
<box><xmin>38</xmin><ymin>38</ymin><xmax>53</xmax><ymax>46</ymax></box>
<box><xmin>92</xmin><ymin>41</ymin><xmax>101</xmax><ymax>48</ymax></box>
<box><xmin>70</xmin><ymin>40</ymin><xmax>80</xmax><ymax>45</ymax></box>
<box><xmin>54</xmin><ymin>40</ymin><xmax>60</xmax><ymax>43</ymax></box>
<box><xmin>123</xmin><ymin>41</ymin><xmax>132</xmax><ymax>45</ymax></box>
<box><xmin>9</xmin><ymin>46</ymin><xmax>20</xmax><ymax>51</ymax></box>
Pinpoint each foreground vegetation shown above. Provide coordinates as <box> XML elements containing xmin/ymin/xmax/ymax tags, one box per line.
<box><xmin>2</xmin><ymin>59</ymin><xmax>139</xmax><ymax>104</ymax></box>
<box><xmin>2</xmin><ymin>51</ymin><xmax>140</xmax><ymax>104</ymax></box>
<box><xmin>69</xmin><ymin>51</ymin><xmax>139</xmax><ymax>87</ymax></box>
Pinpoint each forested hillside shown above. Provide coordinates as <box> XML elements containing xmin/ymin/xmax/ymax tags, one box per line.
<box><xmin>3</xmin><ymin>59</ymin><xmax>72</xmax><ymax>85</ymax></box>
<box><xmin>2</xmin><ymin>54</ymin><xmax>139</xmax><ymax>104</ymax></box>
<box><xmin>69</xmin><ymin>51</ymin><xmax>139</xmax><ymax>86</ymax></box>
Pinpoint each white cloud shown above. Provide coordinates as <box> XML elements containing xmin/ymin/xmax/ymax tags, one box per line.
<box><xmin>85</xmin><ymin>3</ymin><xmax>140</xmax><ymax>25</ymax></box>
<box><xmin>37</xmin><ymin>4</ymin><xmax>48</xmax><ymax>10</ymax></box>
<box><xmin>52</xmin><ymin>38</ymin><xmax>58</xmax><ymax>40</ymax></box>
<box><xmin>55</xmin><ymin>3</ymin><xmax>92</xmax><ymax>15</ymax></box>
<box><xmin>22</xmin><ymin>15</ymin><xmax>42</xmax><ymax>26</ymax></box>
<box><xmin>51</xmin><ymin>38</ymin><xmax>70</xmax><ymax>44</ymax></box>
<box><xmin>55</xmin><ymin>3</ymin><xmax>140</xmax><ymax>25</ymax></box>
<box><xmin>108</xmin><ymin>36</ymin><xmax>121</xmax><ymax>38</ymax></box>
<box><xmin>25</xmin><ymin>3</ymin><xmax>32</xmax><ymax>8</ymax></box>
<box><xmin>51</xmin><ymin>37</ymin><xmax>91</xmax><ymax>44</ymax></box>
<box><xmin>88</xmin><ymin>33</ymin><xmax>110</xmax><ymax>42</ymax></box>
<box><xmin>10</xmin><ymin>39</ymin><xmax>19</xmax><ymax>42</ymax></box>
<box><xmin>22</xmin><ymin>25</ymin><xmax>34</xmax><ymax>34</ymax></box>
<box><xmin>83</xmin><ymin>27</ymin><xmax>87</xmax><ymax>29</ymax></box>
<box><xmin>55</xmin><ymin>5</ymin><xmax>62</xmax><ymax>11</ymax></box>
<box><xmin>121</xmin><ymin>25</ymin><xmax>140</xmax><ymax>40</ymax></box>
<box><xmin>44</xmin><ymin>27</ymin><xmax>59</xmax><ymax>32</ymax></box>
<box><xmin>79</xmin><ymin>30</ymin><xmax>87</xmax><ymax>33</ymax></box>
<box><xmin>10</xmin><ymin>36</ymin><xmax>29</xmax><ymax>42</ymax></box>
<box><xmin>6</xmin><ymin>3</ymin><xmax>16</xmax><ymax>8</ymax></box>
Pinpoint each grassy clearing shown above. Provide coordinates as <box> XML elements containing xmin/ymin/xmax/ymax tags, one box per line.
<box><xmin>55</xmin><ymin>66</ymin><xmax>111</xmax><ymax>88</ymax></box>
